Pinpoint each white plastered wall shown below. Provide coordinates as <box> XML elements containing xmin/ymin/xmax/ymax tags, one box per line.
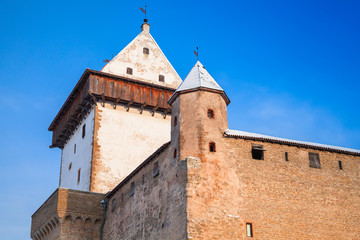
<box><xmin>59</xmin><ymin>109</ymin><xmax>95</xmax><ymax>191</ymax></box>
<box><xmin>94</xmin><ymin>103</ymin><xmax>171</xmax><ymax>193</ymax></box>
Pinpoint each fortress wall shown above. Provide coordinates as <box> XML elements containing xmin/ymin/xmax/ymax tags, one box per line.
<box><xmin>103</xmin><ymin>144</ymin><xmax>188</xmax><ymax>240</ymax></box>
<box><xmin>187</xmin><ymin>135</ymin><xmax>360</xmax><ymax>239</ymax></box>
<box><xmin>90</xmin><ymin>102</ymin><xmax>171</xmax><ymax>193</ymax></box>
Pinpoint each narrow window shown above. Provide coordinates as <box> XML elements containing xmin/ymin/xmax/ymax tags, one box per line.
<box><xmin>74</xmin><ymin>144</ymin><xmax>76</xmax><ymax>154</ymax></box>
<box><xmin>68</xmin><ymin>162</ymin><xmax>72</xmax><ymax>171</ymax></box>
<box><xmin>159</xmin><ymin>75</ymin><xmax>165</xmax><ymax>82</ymax></box>
<box><xmin>309</xmin><ymin>152</ymin><xmax>321</xmax><ymax>168</ymax></box>
<box><xmin>153</xmin><ymin>161</ymin><xmax>159</xmax><ymax>178</ymax></box>
<box><xmin>130</xmin><ymin>181</ymin><xmax>135</xmax><ymax>196</ymax></box>
<box><xmin>173</xmin><ymin>149</ymin><xmax>177</xmax><ymax>159</ymax></box>
<box><xmin>77</xmin><ymin>168</ymin><xmax>81</xmax><ymax>184</ymax></box>
<box><xmin>285</xmin><ymin>152</ymin><xmax>289</xmax><ymax>161</ymax></box>
<box><xmin>246</xmin><ymin>223</ymin><xmax>253</xmax><ymax>237</ymax></box>
<box><xmin>126</xmin><ymin>68</ymin><xmax>133</xmax><ymax>75</ymax></box>
<box><xmin>174</xmin><ymin>116</ymin><xmax>177</xmax><ymax>127</ymax></box>
<box><xmin>252</xmin><ymin>144</ymin><xmax>264</xmax><ymax>160</ymax></box>
<box><xmin>338</xmin><ymin>160</ymin><xmax>343</xmax><ymax>170</ymax></box>
<box><xmin>123</xmin><ymin>85</ymin><xmax>127</xmax><ymax>93</ymax></box>
<box><xmin>209</xmin><ymin>142</ymin><xmax>216</xmax><ymax>152</ymax></box>
<box><xmin>111</xmin><ymin>199</ymin><xmax>116</xmax><ymax>212</ymax></box>
<box><xmin>207</xmin><ymin>109</ymin><xmax>214</xmax><ymax>119</ymax></box>
<box><xmin>82</xmin><ymin>124</ymin><xmax>86</xmax><ymax>138</ymax></box>
<box><xmin>150</xmin><ymin>90</ymin><xmax>152</xmax><ymax>99</ymax></box>
<box><xmin>143</xmin><ymin>47</ymin><xmax>149</xmax><ymax>55</ymax></box>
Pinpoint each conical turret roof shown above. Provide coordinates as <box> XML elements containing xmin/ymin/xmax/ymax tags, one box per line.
<box><xmin>176</xmin><ymin>61</ymin><xmax>223</xmax><ymax>92</ymax></box>
<box><xmin>168</xmin><ymin>61</ymin><xmax>230</xmax><ymax>105</ymax></box>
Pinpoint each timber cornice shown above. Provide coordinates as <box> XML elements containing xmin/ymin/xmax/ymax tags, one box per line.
<box><xmin>49</xmin><ymin>69</ymin><xmax>177</xmax><ymax>149</ymax></box>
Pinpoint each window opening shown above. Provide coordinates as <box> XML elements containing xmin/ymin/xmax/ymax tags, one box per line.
<box><xmin>173</xmin><ymin>149</ymin><xmax>177</xmax><ymax>159</ymax></box>
<box><xmin>246</xmin><ymin>223</ymin><xmax>253</xmax><ymax>237</ymax></box>
<box><xmin>143</xmin><ymin>47</ymin><xmax>149</xmax><ymax>55</ymax></box>
<box><xmin>338</xmin><ymin>160</ymin><xmax>343</xmax><ymax>170</ymax></box>
<box><xmin>68</xmin><ymin>162</ymin><xmax>72</xmax><ymax>171</ymax></box>
<box><xmin>252</xmin><ymin>144</ymin><xmax>264</xmax><ymax>160</ymax></box>
<box><xmin>126</xmin><ymin>68</ymin><xmax>133</xmax><ymax>75</ymax></box>
<box><xmin>208</xmin><ymin>109</ymin><xmax>214</xmax><ymax>119</ymax></box>
<box><xmin>209</xmin><ymin>142</ymin><xmax>216</xmax><ymax>152</ymax></box>
<box><xmin>159</xmin><ymin>75</ymin><xmax>165</xmax><ymax>82</ymax></box>
<box><xmin>130</xmin><ymin>182</ymin><xmax>135</xmax><ymax>196</ymax></box>
<box><xmin>110</xmin><ymin>82</ymin><xmax>114</xmax><ymax>88</ymax></box>
<box><xmin>74</xmin><ymin>144</ymin><xmax>76</xmax><ymax>154</ymax></box>
<box><xmin>174</xmin><ymin>116</ymin><xmax>177</xmax><ymax>127</ymax></box>
<box><xmin>153</xmin><ymin>161</ymin><xmax>159</xmax><ymax>178</ymax></box>
<box><xmin>77</xmin><ymin>168</ymin><xmax>81</xmax><ymax>184</ymax></box>
<box><xmin>285</xmin><ymin>152</ymin><xmax>289</xmax><ymax>161</ymax></box>
<box><xmin>82</xmin><ymin>124</ymin><xmax>86</xmax><ymax>138</ymax></box>
<box><xmin>309</xmin><ymin>152</ymin><xmax>321</xmax><ymax>168</ymax></box>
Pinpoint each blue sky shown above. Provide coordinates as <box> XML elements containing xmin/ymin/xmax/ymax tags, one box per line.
<box><xmin>0</xmin><ymin>0</ymin><xmax>359</xmax><ymax>239</ymax></box>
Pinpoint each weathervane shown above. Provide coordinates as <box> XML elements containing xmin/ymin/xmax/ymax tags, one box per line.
<box><xmin>139</xmin><ymin>5</ymin><xmax>148</xmax><ymax>22</ymax></box>
<box><xmin>194</xmin><ymin>46</ymin><xmax>199</xmax><ymax>60</ymax></box>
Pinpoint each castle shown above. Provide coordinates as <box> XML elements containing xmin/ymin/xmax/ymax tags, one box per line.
<box><xmin>31</xmin><ymin>20</ymin><xmax>360</xmax><ymax>240</ymax></box>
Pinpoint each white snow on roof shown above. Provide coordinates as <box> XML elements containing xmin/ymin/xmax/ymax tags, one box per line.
<box><xmin>176</xmin><ymin>61</ymin><xmax>223</xmax><ymax>92</ymax></box>
<box><xmin>225</xmin><ymin>129</ymin><xmax>360</xmax><ymax>154</ymax></box>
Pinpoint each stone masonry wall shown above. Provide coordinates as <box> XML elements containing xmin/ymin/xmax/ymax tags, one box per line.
<box><xmin>102</xmin><ymin>145</ymin><xmax>188</xmax><ymax>240</ymax></box>
<box><xmin>31</xmin><ymin>188</ymin><xmax>104</xmax><ymax>240</ymax></box>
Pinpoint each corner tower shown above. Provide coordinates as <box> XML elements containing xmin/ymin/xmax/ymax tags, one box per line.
<box><xmin>168</xmin><ymin>60</ymin><xmax>230</xmax><ymax>161</ymax></box>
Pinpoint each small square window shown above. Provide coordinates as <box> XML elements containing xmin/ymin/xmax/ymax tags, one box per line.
<box><xmin>153</xmin><ymin>161</ymin><xmax>159</xmax><ymax>178</ymax></box>
<box><xmin>159</xmin><ymin>75</ymin><xmax>165</xmax><ymax>82</ymax></box>
<box><xmin>309</xmin><ymin>152</ymin><xmax>320</xmax><ymax>168</ymax></box>
<box><xmin>252</xmin><ymin>144</ymin><xmax>264</xmax><ymax>160</ymax></box>
<box><xmin>143</xmin><ymin>47</ymin><xmax>149</xmax><ymax>55</ymax></box>
<box><xmin>246</xmin><ymin>223</ymin><xmax>253</xmax><ymax>237</ymax></box>
<box><xmin>127</xmin><ymin>68</ymin><xmax>133</xmax><ymax>75</ymax></box>
<box><xmin>130</xmin><ymin>181</ymin><xmax>135</xmax><ymax>196</ymax></box>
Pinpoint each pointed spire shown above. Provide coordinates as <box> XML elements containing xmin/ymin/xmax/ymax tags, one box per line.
<box><xmin>168</xmin><ymin>61</ymin><xmax>230</xmax><ymax>105</ymax></box>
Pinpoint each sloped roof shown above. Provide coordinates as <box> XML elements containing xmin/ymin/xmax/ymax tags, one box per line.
<box><xmin>176</xmin><ymin>61</ymin><xmax>223</xmax><ymax>92</ymax></box>
<box><xmin>101</xmin><ymin>22</ymin><xmax>182</xmax><ymax>89</ymax></box>
<box><xmin>225</xmin><ymin>129</ymin><xmax>360</xmax><ymax>156</ymax></box>
<box><xmin>168</xmin><ymin>61</ymin><xmax>230</xmax><ymax>105</ymax></box>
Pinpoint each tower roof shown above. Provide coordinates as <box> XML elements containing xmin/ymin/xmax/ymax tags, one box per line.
<box><xmin>177</xmin><ymin>61</ymin><xmax>223</xmax><ymax>92</ymax></box>
<box><xmin>168</xmin><ymin>61</ymin><xmax>230</xmax><ymax>105</ymax></box>
<box><xmin>101</xmin><ymin>22</ymin><xmax>182</xmax><ymax>89</ymax></box>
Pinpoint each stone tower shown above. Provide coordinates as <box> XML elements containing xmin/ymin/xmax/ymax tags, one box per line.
<box><xmin>168</xmin><ymin>60</ymin><xmax>230</xmax><ymax>161</ymax></box>
<box><xmin>49</xmin><ymin>21</ymin><xmax>182</xmax><ymax>194</ymax></box>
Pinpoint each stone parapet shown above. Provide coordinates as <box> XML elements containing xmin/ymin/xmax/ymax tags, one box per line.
<box><xmin>31</xmin><ymin>188</ymin><xmax>105</xmax><ymax>240</ymax></box>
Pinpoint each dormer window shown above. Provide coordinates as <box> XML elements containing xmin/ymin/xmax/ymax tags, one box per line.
<box><xmin>143</xmin><ymin>47</ymin><xmax>149</xmax><ymax>55</ymax></box>
<box><xmin>159</xmin><ymin>75</ymin><xmax>165</xmax><ymax>82</ymax></box>
<box><xmin>127</xmin><ymin>68</ymin><xmax>133</xmax><ymax>75</ymax></box>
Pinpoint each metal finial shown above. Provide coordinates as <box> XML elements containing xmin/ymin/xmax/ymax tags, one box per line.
<box><xmin>140</xmin><ymin>5</ymin><xmax>147</xmax><ymax>22</ymax></box>
<box><xmin>194</xmin><ymin>46</ymin><xmax>199</xmax><ymax>60</ymax></box>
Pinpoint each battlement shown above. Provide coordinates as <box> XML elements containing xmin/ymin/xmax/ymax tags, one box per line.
<box><xmin>31</xmin><ymin>188</ymin><xmax>104</xmax><ymax>240</ymax></box>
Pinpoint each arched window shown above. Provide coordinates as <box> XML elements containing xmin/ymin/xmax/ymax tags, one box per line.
<box><xmin>208</xmin><ymin>109</ymin><xmax>214</xmax><ymax>119</ymax></box>
<box><xmin>209</xmin><ymin>142</ymin><xmax>216</xmax><ymax>152</ymax></box>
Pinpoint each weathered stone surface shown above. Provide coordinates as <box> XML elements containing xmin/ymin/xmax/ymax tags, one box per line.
<box><xmin>31</xmin><ymin>188</ymin><xmax>104</xmax><ymax>240</ymax></box>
